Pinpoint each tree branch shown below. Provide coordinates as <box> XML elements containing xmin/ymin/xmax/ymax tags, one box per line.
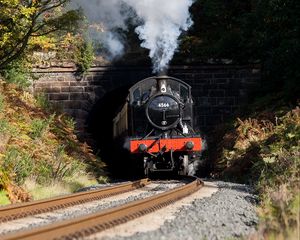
<box><xmin>31</xmin><ymin>27</ymin><xmax>63</xmax><ymax>37</ymax></box>
<box><xmin>35</xmin><ymin>0</ymin><xmax>67</xmax><ymax>19</ymax></box>
<box><xmin>0</xmin><ymin>0</ymin><xmax>77</xmax><ymax>69</ymax></box>
<box><xmin>0</xmin><ymin>14</ymin><xmax>37</xmax><ymax>68</ymax></box>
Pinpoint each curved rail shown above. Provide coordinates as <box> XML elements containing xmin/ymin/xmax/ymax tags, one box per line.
<box><xmin>2</xmin><ymin>177</ymin><xmax>203</xmax><ymax>240</ymax></box>
<box><xmin>0</xmin><ymin>178</ymin><xmax>150</xmax><ymax>223</ymax></box>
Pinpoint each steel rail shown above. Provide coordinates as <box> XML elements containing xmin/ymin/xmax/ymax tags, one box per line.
<box><xmin>0</xmin><ymin>178</ymin><xmax>150</xmax><ymax>223</ymax></box>
<box><xmin>1</xmin><ymin>177</ymin><xmax>203</xmax><ymax>240</ymax></box>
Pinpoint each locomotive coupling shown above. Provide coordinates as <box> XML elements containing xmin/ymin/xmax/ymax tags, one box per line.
<box><xmin>185</xmin><ymin>141</ymin><xmax>195</xmax><ymax>150</ymax></box>
<box><xmin>138</xmin><ymin>144</ymin><xmax>148</xmax><ymax>152</ymax></box>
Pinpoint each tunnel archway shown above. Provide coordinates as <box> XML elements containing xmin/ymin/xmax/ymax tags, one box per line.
<box><xmin>87</xmin><ymin>84</ymin><xmax>135</xmax><ymax>178</ymax></box>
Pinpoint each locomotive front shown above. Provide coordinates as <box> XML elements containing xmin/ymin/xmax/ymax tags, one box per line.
<box><xmin>146</xmin><ymin>81</ymin><xmax>181</xmax><ymax>131</ymax></box>
<box><xmin>113</xmin><ymin>76</ymin><xmax>202</xmax><ymax>176</ymax></box>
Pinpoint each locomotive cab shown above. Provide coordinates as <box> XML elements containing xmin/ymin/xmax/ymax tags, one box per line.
<box><xmin>113</xmin><ymin>76</ymin><xmax>202</xmax><ymax>176</ymax></box>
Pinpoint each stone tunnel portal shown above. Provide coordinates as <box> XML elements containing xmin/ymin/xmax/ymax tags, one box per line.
<box><xmin>32</xmin><ymin>65</ymin><xmax>260</xmax><ymax>177</ymax></box>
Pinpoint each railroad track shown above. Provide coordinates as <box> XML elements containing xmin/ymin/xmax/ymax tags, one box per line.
<box><xmin>1</xmin><ymin>177</ymin><xmax>203</xmax><ymax>240</ymax></box>
<box><xmin>0</xmin><ymin>178</ymin><xmax>150</xmax><ymax>223</ymax></box>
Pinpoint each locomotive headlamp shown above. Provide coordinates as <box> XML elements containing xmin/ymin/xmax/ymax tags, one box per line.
<box><xmin>158</xmin><ymin>80</ymin><xmax>167</xmax><ymax>93</ymax></box>
<box><xmin>138</xmin><ymin>144</ymin><xmax>148</xmax><ymax>152</ymax></box>
<box><xmin>185</xmin><ymin>141</ymin><xmax>194</xmax><ymax>150</ymax></box>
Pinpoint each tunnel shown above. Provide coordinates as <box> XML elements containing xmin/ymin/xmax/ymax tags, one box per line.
<box><xmin>31</xmin><ymin>65</ymin><xmax>260</xmax><ymax>180</ymax></box>
<box><xmin>86</xmin><ymin>84</ymin><xmax>142</xmax><ymax>179</ymax></box>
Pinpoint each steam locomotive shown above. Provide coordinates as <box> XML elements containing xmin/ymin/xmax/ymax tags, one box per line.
<box><xmin>113</xmin><ymin>76</ymin><xmax>203</xmax><ymax>176</ymax></box>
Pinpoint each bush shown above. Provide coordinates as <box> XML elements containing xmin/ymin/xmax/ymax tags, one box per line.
<box><xmin>35</xmin><ymin>93</ymin><xmax>51</xmax><ymax>111</ymax></box>
<box><xmin>213</xmin><ymin>104</ymin><xmax>300</xmax><ymax>238</ymax></box>
<box><xmin>33</xmin><ymin>148</ymin><xmax>86</xmax><ymax>185</ymax></box>
<box><xmin>0</xmin><ymin>166</ymin><xmax>10</xmax><ymax>189</ymax></box>
<box><xmin>0</xmin><ymin>82</ymin><xmax>103</xmax><ymax>203</ymax></box>
<box><xmin>3</xmin><ymin>148</ymin><xmax>34</xmax><ymax>185</ymax></box>
<box><xmin>0</xmin><ymin>190</ymin><xmax>10</xmax><ymax>205</ymax></box>
<box><xmin>29</xmin><ymin>114</ymin><xmax>54</xmax><ymax>139</ymax></box>
<box><xmin>0</xmin><ymin>119</ymin><xmax>9</xmax><ymax>134</ymax></box>
<box><xmin>0</xmin><ymin>119</ymin><xmax>18</xmax><ymax>137</ymax></box>
<box><xmin>0</xmin><ymin>60</ymin><xmax>31</xmax><ymax>89</ymax></box>
<box><xmin>0</xmin><ymin>93</ymin><xmax>4</xmax><ymax>111</ymax></box>
<box><xmin>51</xmin><ymin>145</ymin><xmax>84</xmax><ymax>182</ymax></box>
<box><xmin>180</xmin><ymin>0</ymin><xmax>300</xmax><ymax>100</ymax></box>
<box><xmin>34</xmin><ymin>159</ymin><xmax>52</xmax><ymax>185</ymax></box>
<box><xmin>74</xmin><ymin>40</ymin><xmax>94</xmax><ymax>73</ymax></box>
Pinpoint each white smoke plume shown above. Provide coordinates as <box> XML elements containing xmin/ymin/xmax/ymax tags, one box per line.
<box><xmin>71</xmin><ymin>0</ymin><xmax>194</xmax><ymax>73</ymax></box>
<box><xmin>71</xmin><ymin>0</ymin><xmax>128</xmax><ymax>59</ymax></box>
<box><xmin>126</xmin><ymin>0</ymin><xmax>194</xmax><ymax>73</ymax></box>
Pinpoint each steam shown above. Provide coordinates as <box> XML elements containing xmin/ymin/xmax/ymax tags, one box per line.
<box><xmin>71</xmin><ymin>0</ymin><xmax>128</xmax><ymax>59</ymax></box>
<box><xmin>71</xmin><ymin>0</ymin><xmax>194</xmax><ymax>73</ymax></box>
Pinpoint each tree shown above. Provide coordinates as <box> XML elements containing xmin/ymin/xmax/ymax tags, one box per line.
<box><xmin>0</xmin><ymin>0</ymin><xmax>83</xmax><ymax>69</ymax></box>
<box><xmin>178</xmin><ymin>0</ymin><xmax>300</xmax><ymax>99</ymax></box>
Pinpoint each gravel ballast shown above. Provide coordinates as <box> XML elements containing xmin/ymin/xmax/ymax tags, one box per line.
<box><xmin>98</xmin><ymin>181</ymin><xmax>259</xmax><ymax>240</ymax></box>
<box><xmin>0</xmin><ymin>181</ymin><xmax>258</xmax><ymax>240</ymax></box>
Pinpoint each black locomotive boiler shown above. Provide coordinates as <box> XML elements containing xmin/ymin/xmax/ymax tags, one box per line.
<box><xmin>113</xmin><ymin>76</ymin><xmax>203</xmax><ymax>176</ymax></box>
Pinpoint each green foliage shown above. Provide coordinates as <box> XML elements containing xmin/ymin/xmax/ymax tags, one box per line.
<box><xmin>0</xmin><ymin>119</ymin><xmax>9</xmax><ymax>134</ymax></box>
<box><xmin>24</xmin><ymin>174</ymin><xmax>98</xmax><ymax>200</ymax></box>
<box><xmin>74</xmin><ymin>40</ymin><xmax>95</xmax><ymax>73</ymax></box>
<box><xmin>1</xmin><ymin>59</ymin><xmax>31</xmax><ymax>89</ymax></box>
<box><xmin>29</xmin><ymin>114</ymin><xmax>54</xmax><ymax>139</ymax></box>
<box><xmin>0</xmin><ymin>0</ymin><xmax>83</xmax><ymax>69</ymax></box>
<box><xmin>30</xmin><ymin>119</ymin><xmax>48</xmax><ymax>139</ymax></box>
<box><xmin>3</xmin><ymin>148</ymin><xmax>34</xmax><ymax>185</ymax></box>
<box><xmin>0</xmin><ymin>82</ymin><xmax>103</xmax><ymax>203</ymax></box>
<box><xmin>34</xmin><ymin>146</ymin><xmax>85</xmax><ymax>184</ymax></box>
<box><xmin>34</xmin><ymin>159</ymin><xmax>53</xmax><ymax>185</ymax></box>
<box><xmin>214</xmin><ymin>104</ymin><xmax>300</xmax><ymax>238</ymax></box>
<box><xmin>0</xmin><ymin>93</ymin><xmax>4</xmax><ymax>111</ymax></box>
<box><xmin>2</xmin><ymin>145</ymin><xmax>86</xmax><ymax>186</ymax></box>
<box><xmin>52</xmin><ymin>145</ymin><xmax>75</xmax><ymax>181</ymax></box>
<box><xmin>35</xmin><ymin>93</ymin><xmax>51</xmax><ymax>111</ymax></box>
<box><xmin>64</xmin><ymin>116</ymin><xmax>76</xmax><ymax>131</ymax></box>
<box><xmin>0</xmin><ymin>119</ymin><xmax>18</xmax><ymax>137</ymax></box>
<box><xmin>0</xmin><ymin>190</ymin><xmax>10</xmax><ymax>205</ymax></box>
<box><xmin>0</xmin><ymin>165</ymin><xmax>10</xmax><ymax>189</ymax></box>
<box><xmin>257</xmin><ymin>144</ymin><xmax>300</xmax><ymax>238</ymax></box>
<box><xmin>180</xmin><ymin>0</ymin><xmax>300</xmax><ymax>100</ymax></box>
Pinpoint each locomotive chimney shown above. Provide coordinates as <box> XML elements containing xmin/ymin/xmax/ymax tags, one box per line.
<box><xmin>156</xmin><ymin>68</ymin><xmax>168</xmax><ymax>93</ymax></box>
<box><xmin>157</xmin><ymin>68</ymin><xmax>168</xmax><ymax>77</ymax></box>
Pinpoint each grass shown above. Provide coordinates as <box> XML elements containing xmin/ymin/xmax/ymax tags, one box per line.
<box><xmin>0</xmin><ymin>79</ymin><xmax>106</xmax><ymax>203</ymax></box>
<box><xmin>35</xmin><ymin>93</ymin><xmax>51</xmax><ymax>111</ymax></box>
<box><xmin>30</xmin><ymin>118</ymin><xmax>50</xmax><ymax>139</ymax></box>
<box><xmin>0</xmin><ymin>190</ymin><xmax>10</xmax><ymax>205</ymax></box>
<box><xmin>0</xmin><ymin>93</ymin><xmax>4</xmax><ymax>111</ymax></box>
<box><xmin>23</xmin><ymin>175</ymin><xmax>99</xmax><ymax>200</ymax></box>
<box><xmin>3</xmin><ymin>147</ymin><xmax>34</xmax><ymax>185</ymax></box>
<box><xmin>0</xmin><ymin>119</ymin><xmax>10</xmax><ymax>133</ymax></box>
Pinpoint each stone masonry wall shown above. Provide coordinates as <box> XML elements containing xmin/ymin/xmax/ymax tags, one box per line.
<box><xmin>32</xmin><ymin>65</ymin><xmax>261</xmax><ymax>134</ymax></box>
